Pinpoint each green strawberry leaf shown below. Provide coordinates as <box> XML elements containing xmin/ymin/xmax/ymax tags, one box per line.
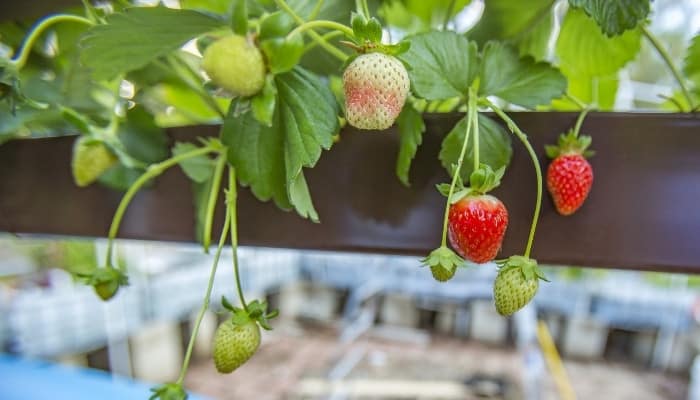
<box><xmin>395</xmin><ymin>103</ymin><xmax>425</xmax><ymax>186</ymax></box>
<box><xmin>80</xmin><ymin>6</ymin><xmax>225</xmax><ymax>80</ymax></box>
<box><xmin>556</xmin><ymin>9</ymin><xmax>641</xmax><ymax>77</ymax></box>
<box><xmin>173</xmin><ymin>142</ymin><xmax>215</xmax><ymax>183</ymax></box>
<box><xmin>439</xmin><ymin>114</ymin><xmax>512</xmax><ymax>182</ymax></box>
<box><xmin>251</xmin><ymin>76</ymin><xmax>277</xmax><ymax>127</ymax></box>
<box><xmin>379</xmin><ymin>0</ymin><xmax>471</xmax><ymax>31</ymax></box>
<box><xmin>231</xmin><ymin>0</ymin><xmax>248</xmax><ymax>35</ymax></box>
<box><xmin>551</xmin><ymin>74</ymin><xmax>618</xmax><ymax>110</ymax></box>
<box><xmin>118</xmin><ymin>106</ymin><xmax>169</xmax><ymax>165</ymax></box>
<box><xmin>222</xmin><ymin>67</ymin><xmax>338</xmax><ymax>219</ymax></box>
<box><xmin>684</xmin><ymin>33</ymin><xmax>700</xmax><ymax>88</ymax></box>
<box><xmin>260</xmin><ymin>35</ymin><xmax>305</xmax><ymax>74</ymax></box>
<box><xmin>467</xmin><ymin>0</ymin><xmax>555</xmax><ymax>61</ymax></box>
<box><xmin>259</xmin><ymin>11</ymin><xmax>295</xmax><ymax>40</ymax></box>
<box><xmin>568</xmin><ymin>0</ymin><xmax>650</xmax><ymax>37</ymax></box>
<box><xmin>479</xmin><ymin>42</ymin><xmax>566</xmax><ymax>108</ymax></box>
<box><xmin>401</xmin><ymin>31</ymin><xmax>479</xmax><ymax>100</ymax></box>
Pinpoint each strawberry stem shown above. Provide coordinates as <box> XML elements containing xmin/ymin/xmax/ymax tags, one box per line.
<box><xmin>105</xmin><ymin>144</ymin><xmax>223</xmax><ymax>268</ymax></box>
<box><xmin>287</xmin><ymin>20</ymin><xmax>354</xmax><ymax>39</ymax></box>
<box><xmin>439</xmin><ymin>88</ymin><xmax>476</xmax><ymax>247</ymax></box>
<box><xmin>275</xmin><ymin>0</ymin><xmax>348</xmax><ymax>61</ymax></box>
<box><xmin>176</xmin><ymin>199</ymin><xmax>232</xmax><ymax>385</ymax></box>
<box><xmin>483</xmin><ymin>100</ymin><xmax>542</xmax><ymax>259</ymax></box>
<box><xmin>202</xmin><ymin>154</ymin><xmax>227</xmax><ymax>253</ymax></box>
<box><xmin>356</xmin><ymin>0</ymin><xmax>371</xmax><ymax>19</ymax></box>
<box><xmin>228</xmin><ymin>166</ymin><xmax>249</xmax><ymax>313</ymax></box>
<box><xmin>572</xmin><ymin>108</ymin><xmax>590</xmax><ymax>138</ymax></box>
<box><xmin>11</xmin><ymin>14</ymin><xmax>94</xmax><ymax>70</ymax></box>
<box><xmin>641</xmin><ymin>25</ymin><xmax>695</xmax><ymax>112</ymax></box>
<box><xmin>471</xmin><ymin>93</ymin><xmax>480</xmax><ymax>173</ymax></box>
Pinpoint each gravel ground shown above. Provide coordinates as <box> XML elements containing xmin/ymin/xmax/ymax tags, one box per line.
<box><xmin>184</xmin><ymin>320</ymin><xmax>688</xmax><ymax>400</ymax></box>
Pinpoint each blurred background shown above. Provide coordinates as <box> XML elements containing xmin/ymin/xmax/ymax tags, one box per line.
<box><xmin>2</xmin><ymin>0</ymin><xmax>700</xmax><ymax>399</ymax></box>
<box><xmin>0</xmin><ymin>235</ymin><xmax>698</xmax><ymax>399</ymax></box>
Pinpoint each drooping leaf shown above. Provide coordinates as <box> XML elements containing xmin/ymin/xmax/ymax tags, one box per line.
<box><xmin>173</xmin><ymin>142</ymin><xmax>215</xmax><ymax>183</ymax></box>
<box><xmin>379</xmin><ymin>0</ymin><xmax>472</xmax><ymax>32</ymax></box>
<box><xmin>468</xmin><ymin>0</ymin><xmax>555</xmax><ymax>60</ymax></box>
<box><xmin>401</xmin><ymin>31</ymin><xmax>478</xmax><ymax>100</ymax></box>
<box><xmin>439</xmin><ymin>114</ymin><xmax>512</xmax><ymax>182</ymax></box>
<box><xmin>193</xmin><ymin>175</ymin><xmax>215</xmax><ymax>244</ymax></box>
<box><xmin>222</xmin><ymin>67</ymin><xmax>339</xmax><ymax>219</ymax></box>
<box><xmin>551</xmin><ymin>75</ymin><xmax>618</xmax><ymax>110</ymax></box>
<box><xmin>569</xmin><ymin>0</ymin><xmax>650</xmax><ymax>37</ymax></box>
<box><xmin>556</xmin><ymin>9</ymin><xmax>642</xmax><ymax>77</ymax></box>
<box><xmin>80</xmin><ymin>6</ymin><xmax>225</xmax><ymax>80</ymax></box>
<box><xmin>479</xmin><ymin>42</ymin><xmax>566</xmax><ymax>108</ymax></box>
<box><xmin>684</xmin><ymin>33</ymin><xmax>700</xmax><ymax>88</ymax></box>
<box><xmin>118</xmin><ymin>106</ymin><xmax>168</xmax><ymax>164</ymax></box>
<box><xmin>395</xmin><ymin>104</ymin><xmax>425</xmax><ymax>186</ymax></box>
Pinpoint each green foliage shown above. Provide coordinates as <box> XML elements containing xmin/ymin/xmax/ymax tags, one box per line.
<box><xmin>440</xmin><ymin>114</ymin><xmax>512</xmax><ymax>182</ymax></box>
<box><xmin>556</xmin><ymin>9</ymin><xmax>642</xmax><ymax>77</ymax></box>
<box><xmin>80</xmin><ymin>7</ymin><xmax>225</xmax><ymax>80</ymax></box>
<box><xmin>222</xmin><ymin>67</ymin><xmax>338</xmax><ymax>220</ymax></box>
<box><xmin>395</xmin><ymin>103</ymin><xmax>425</xmax><ymax>186</ymax></box>
<box><xmin>402</xmin><ymin>31</ymin><xmax>478</xmax><ymax>100</ymax></box>
<box><xmin>468</xmin><ymin>0</ymin><xmax>554</xmax><ymax>60</ymax></box>
<box><xmin>684</xmin><ymin>33</ymin><xmax>700</xmax><ymax>88</ymax></box>
<box><xmin>568</xmin><ymin>0</ymin><xmax>650</xmax><ymax>37</ymax></box>
<box><xmin>379</xmin><ymin>0</ymin><xmax>471</xmax><ymax>32</ymax></box>
<box><xmin>479</xmin><ymin>42</ymin><xmax>567</xmax><ymax>109</ymax></box>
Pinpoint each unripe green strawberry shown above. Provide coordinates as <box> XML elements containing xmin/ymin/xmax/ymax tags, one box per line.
<box><xmin>430</xmin><ymin>264</ymin><xmax>455</xmax><ymax>282</ymax></box>
<box><xmin>343</xmin><ymin>52</ymin><xmax>410</xmax><ymax>130</ymax></box>
<box><xmin>149</xmin><ymin>383</ymin><xmax>188</xmax><ymax>400</ymax></box>
<box><xmin>202</xmin><ymin>34</ymin><xmax>266</xmax><ymax>97</ymax></box>
<box><xmin>72</xmin><ymin>137</ymin><xmax>117</xmax><ymax>187</ymax></box>
<box><xmin>212</xmin><ymin>317</ymin><xmax>260</xmax><ymax>373</ymax></box>
<box><xmin>493</xmin><ymin>256</ymin><xmax>546</xmax><ymax>316</ymax></box>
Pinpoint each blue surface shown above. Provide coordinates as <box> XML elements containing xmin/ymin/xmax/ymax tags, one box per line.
<box><xmin>0</xmin><ymin>354</ymin><xmax>211</xmax><ymax>400</ymax></box>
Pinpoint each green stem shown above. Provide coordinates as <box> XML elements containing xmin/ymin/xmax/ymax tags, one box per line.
<box><xmin>483</xmin><ymin>100</ymin><xmax>542</xmax><ymax>259</ymax></box>
<box><xmin>361</xmin><ymin>0</ymin><xmax>371</xmax><ymax>19</ymax></box>
<box><xmin>105</xmin><ymin>146</ymin><xmax>220</xmax><ymax>266</ymax></box>
<box><xmin>287</xmin><ymin>20</ymin><xmax>354</xmax><ymax>39</ymax></box>
<box><xmin>274</xmin><ymin>0</ymin><xmax>348</xmax><ymax>61</ymax></box>
<box><xmin>303</xmin><ymin>31</ymin><xmax>344</xmax><ymax>52</ymax></box>
<box><xmin>641</xmin><ymin>25</ymin><xmax>694</xmax><ymax>112</ymax></box>
<box><xmin>471</xmin><ymin>95</ymin><xmax>480</xmax><ymax>171</ymax></box>
<box><xmin>176</xmin><ymin>205</ymin><xmax>231</xmax><ymax>385</ymax></box>
<box><xmin>228</xmin><ymin>166</ymin><xmax>249</xmax><ymax>312</ymax></box>
<box><xmin>11</xmin><ymin>15</ymin><xmax>94</xmax><ymax>69</ymax></box>
<box><xmin>442</xmin><ymin>0</ymin><xmax>457</xmax><ymax>30</ymax></box>
<box><xmin>309</xmin><ymin>0</ymin><xmax>325</xmax><ymax>20</ymax></box>
<box><xmin>439</xmin><ymin>92</ymin><xmax>476</xmax><ymax>247</ymax></box>
<box><xmin>572</xmin><ymin>108</ymin><xmax>590</xmax><ymax>138</ymax></box>
<box><xmin>564</xmin><ymin>93</ymin><xmax>588</xmax><ymax>110</ymax></box>
<box><xmin>202</xmin><ymin>155</ymin><xmax>227</xmax><ymax>253</ymax></box>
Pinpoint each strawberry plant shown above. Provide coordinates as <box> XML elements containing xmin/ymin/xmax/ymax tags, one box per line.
<box><xmin>2</xmin><ymin>0</ymin><xmax>700</xmax><ymax>396</ymax></box>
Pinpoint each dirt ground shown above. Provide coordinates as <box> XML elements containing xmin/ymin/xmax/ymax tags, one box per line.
<box><xmin>184</xmin><ymin>321</ymin><xmax>688</xmax><ymax>400</ymax></box>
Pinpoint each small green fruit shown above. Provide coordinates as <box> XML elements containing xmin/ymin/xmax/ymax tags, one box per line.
<box><xmin>212</xmin><ymin>317</ymin><xmax>260</xmax><ymax>373</ymax></box>
<box><xmin>493</xmin><ymin>256</ymin><xmax>544</xmax><ymax>316</ymax></box>
<box><xmin>430</xmin><ymin>264</ymin><xmax>455</xmax><ymax>282</ymax></box>
<box><xmin>202</xmin><ymin>34</ymin><xmax>266</xmax><ymax>97</ymax></box>
<box><xmin>71</xmin><ymin>137</ymin><xmax>117</xmax><ymax>187</ymax></box>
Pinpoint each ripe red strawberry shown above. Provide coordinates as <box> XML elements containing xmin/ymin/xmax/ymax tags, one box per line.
<box><xmin>448</xmin><ymin>194</ymin><xmax>509</xmax><ymax>264</ymax></box>
<box><xmin>545</xmin><ymin>131</ymin><xmax>594</xmax><ymax>216</ymax></box>
<box><xmin>342</xmin><ymin>52</ymin><xmax>410</xmax><ymax>130</ymax></box>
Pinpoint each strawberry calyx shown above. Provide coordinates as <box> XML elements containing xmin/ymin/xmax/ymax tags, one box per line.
<box><xmin>221</xmin><ymin>296</ymin><xmax>279</xmax><ymax>331</ymax></box>
<box><xmin>421</xmin><ymin>246</ymin><xmax>464</xmax><ymax>282</ymax></box>
<box><xmin>545</xmin><ymin>130</ymin><xmax>594</xmax><ymax>159</ymax></box>
<box><xmin>342</xmin><ymin>13</ymin><xmax>410</xmax><ymax>58</ymax></box>
<box><xmin>496</xmin><ymin>255</ymin><xmax>548</xmax><ymax>282</ymax></box>
<box><xmin>149</xmin><ymin>383</ymin><xmax>187</xmax><ymax>400</ymax></box>
<box><xmin>77</xmin><ymin>267</ymin><xmax>129</xmax><ymax>301</ymax></box>
<box><xmin>437</xmin><ymin>163</ymin><xmax>505</xmax><ymax>203</ymax></box>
